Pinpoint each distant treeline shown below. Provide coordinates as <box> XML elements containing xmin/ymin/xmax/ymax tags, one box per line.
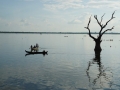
<box><xmin>0</xmin><ymin>31</ymin><xmax>120</xmax><ymax>34</ymax></box>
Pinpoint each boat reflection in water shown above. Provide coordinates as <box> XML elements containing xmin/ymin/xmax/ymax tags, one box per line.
<box><xmin>86</xmin><ymin>50</ymin><xmax>113</xmax><ymax>89</ymax></box>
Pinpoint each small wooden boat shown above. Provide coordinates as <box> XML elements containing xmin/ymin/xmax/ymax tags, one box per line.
<box><xmin>25</xmin><ymin>50</ymin><xmax>48</xmax><ymax>54</ymax></box>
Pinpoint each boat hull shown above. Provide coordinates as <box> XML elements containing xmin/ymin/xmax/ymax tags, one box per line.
<box><xmin>25</xmin><ymin>50</ymin><xmax>48</xmax><ymax>54</ymax></box>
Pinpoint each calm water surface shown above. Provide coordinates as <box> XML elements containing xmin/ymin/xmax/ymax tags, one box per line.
<box><xmin>0</xmin><ymin>34</ymin><xmax>120</xmax><ymax>90</ymax></box>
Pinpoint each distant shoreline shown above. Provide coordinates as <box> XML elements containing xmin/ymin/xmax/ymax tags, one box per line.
<box><xmin>0</xmin><ymin>31</ymin><xmax>120</xmax><ymax>34</ymax></box>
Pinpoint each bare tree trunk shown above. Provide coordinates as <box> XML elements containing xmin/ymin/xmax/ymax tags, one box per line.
<box><xmin>94</xmin><ymin>39</ymin><xmax>102</xmax><ymax>52</ymax></box>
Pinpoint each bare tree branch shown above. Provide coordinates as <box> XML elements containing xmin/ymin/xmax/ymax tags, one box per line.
<box><xmin>101</xmin><ymin>26</ymin><xmax>114</xmax><ymax>36</ymax></box>
<box><xmin>85</xmin><ymin>11</ymin><xmax>115</xmax><ymax>41</ymax></box>
<box><xmin>94</xmin><ymin>15</ymin><xmax>102</xmax><ymax>27</ymax></box>
<box><xmin>100</xmin><ymin>13</ymin><xmax>105</xmax><ymax>24</ymax></box>
<box><xmin>94</xmin><ymin>11</ymin><xmax>115</xmax><ymax>36</ymax></box>
<box><xmin>99</xmin><ymin>13</ymin><xmax>105</xmax><ymax>35</ymax></box>
<box><xmin>94</xmin><ymin>15</ymin><xmax>103</xmax><ymax>36</ymax></box>
<box><xmin>85</xmin><ymin>16</ymin><xmax>96</xmax><ymax>40</ymax></box>
<box><xmin>103</xmin><ymin>11</ymin><xmax>115</xmax><ymax>28</ymax></box>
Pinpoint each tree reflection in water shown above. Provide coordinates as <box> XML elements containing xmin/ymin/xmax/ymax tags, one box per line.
<box><xmin>86</xmin><ymin>50</ymin><xmax>113</xmax><ymax>89</ymax></box>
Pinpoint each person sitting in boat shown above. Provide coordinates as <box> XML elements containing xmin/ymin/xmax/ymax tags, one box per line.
<box><xmin>30</xmin><ymin>45</ymin><xmax>33</xmax><ymax>52</ymax></box>
<box><xmin>33</xmin><ymin>45</ymin><xmax>39</xmax><ymax>52</ymax></box>
<box><xmin>36</xmin><ymin>43</ymin><xmax>39</xmax><ymax>48</ymax></box>
<box><xmin>34</xmin><ymin>45</ymin><xmax>36</xmax><ymax>48</ymax></box>
<box><xmin>30</xmin><ymin>44</ymin><xmax>39</xmax><ymax>52</ymax></box>
<box><xmin>31</xmin><ymin>45</ymin><xmax>33</xmax><ymax>48</ymax></box>
<box><xmin>30</xmin><ymin>45</ymin><xmax>36</xmax><ymax>52</ymax></box>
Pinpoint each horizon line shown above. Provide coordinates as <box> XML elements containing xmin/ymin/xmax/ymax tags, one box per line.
<box><xmin>0</xmin><ymin>31</ymin><xmax>120</xmax><ymax>34</ymax></box>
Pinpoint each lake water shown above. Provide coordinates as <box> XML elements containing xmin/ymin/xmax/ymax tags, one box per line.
<box><xmin>0</xmin><ymin>33</ymin><xmax>120</xmax><ymax>90</ymax></box>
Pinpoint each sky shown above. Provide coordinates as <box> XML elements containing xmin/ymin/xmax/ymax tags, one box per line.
<box><xmin>0</xmin><ymin>0</ymin><xmax>120</xmax><ymax>32</ymax></box>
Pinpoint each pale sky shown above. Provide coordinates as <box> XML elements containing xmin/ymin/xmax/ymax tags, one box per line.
<box><xmin>0</xmin><ymin>0</ymin><xmax>120</xmax><ymax>32</ymax></box>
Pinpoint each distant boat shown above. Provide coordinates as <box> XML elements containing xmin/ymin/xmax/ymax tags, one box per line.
<box><xmin>25</xmin><ymin>50</ymin><xmax>48</xmax><ymax>55</ymax></box>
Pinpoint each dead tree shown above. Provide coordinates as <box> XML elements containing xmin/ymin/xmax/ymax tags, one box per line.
<box><xmin>85</xmin><ymin>11</ymin><xmax>115</xmax><ymax>52</ymax></box>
